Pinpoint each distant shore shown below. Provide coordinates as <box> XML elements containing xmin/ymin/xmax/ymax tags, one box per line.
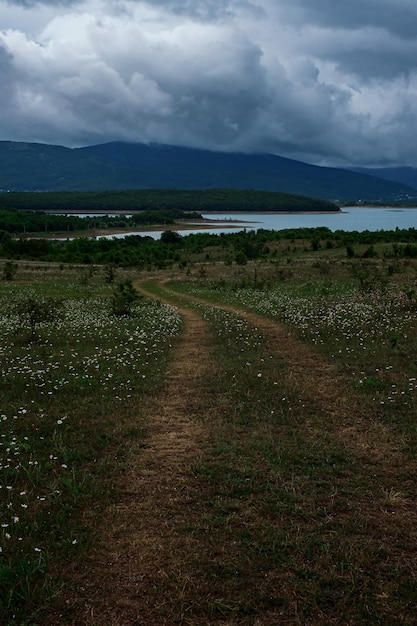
<box><xmin>41</xmin><ymin>218</ymin><xmax>252</xmax><ymax>240</ymax></box>
<box><xmin>38</xmin><ymin>212</ymin><xmax>341</xmax><ymax>240</ymax></box>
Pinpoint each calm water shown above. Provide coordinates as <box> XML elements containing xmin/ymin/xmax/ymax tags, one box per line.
<box><xmin>204</xmin><ymin>207</ymin><xmax>417</xmax><ymax>232</ymax></box>
<box><xmin>107</xmin><ymin>206</ymin><xmax>417</xmax><ymax>240</ymax></box>
<box><xmin>67</xmin><ymin>207</ymin><xmax>417</xmax><ymax>240</ymax></box>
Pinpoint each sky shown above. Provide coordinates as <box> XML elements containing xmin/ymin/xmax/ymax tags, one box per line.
<box><xmin>1</xmin><ymin>0</ymin><xmax>417</xmax><ymax>167</ymax></box>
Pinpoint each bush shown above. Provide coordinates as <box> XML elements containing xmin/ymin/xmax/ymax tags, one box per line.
<box><xmin>160</xmin><ymin>230</ymin><xmax>182</xmax><ymax>244</ymax></box>
<box><xmin>2</xmin><ymin>261</ymin><xmax>18</xmax><ymax>281</ymax></box>
<box><xmin>111</xmin><ymin>280</ymin><xmax>140</xmax><ymax>316</ymax></box>
<box><xmin>15</xmin><ymin>296</ymin><xmax>63</xmax><ymax>341</ymax></box>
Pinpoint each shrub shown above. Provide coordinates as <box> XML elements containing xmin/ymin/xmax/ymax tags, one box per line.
<box><xmin>2</xmin><ymin>261</ymin><xmax>18</xmax><ymax>281</ymax></box>
<box><xmin>111</xmin><ymin>280</ymin><xmax>140</xmax><ymax>316</ymax></box>
<box><xmin>15</xmin><ymin>296</ymin><xmax>63</xmax><ymax>341</ymax></box>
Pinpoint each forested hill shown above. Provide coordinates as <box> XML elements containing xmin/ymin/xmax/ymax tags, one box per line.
<box><xmin>0</xmin><ymin>188</ymin><xmax>339</xmax><ymax>213</ymax></box>
<box><xmin>1</xmin><ymin>140</ymin><xmax>416</xmax><ymax>202</ymax></box>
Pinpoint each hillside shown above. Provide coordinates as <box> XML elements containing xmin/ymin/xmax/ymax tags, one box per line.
<box><xmin>1</xmin><ymin>140</ymin><xmax>417</xmax><ymax>202</ymax></box>
<box><xmin>350</xmin><ymin>166</ymin><xmax>417</xmax><ymax>190</ymax></box>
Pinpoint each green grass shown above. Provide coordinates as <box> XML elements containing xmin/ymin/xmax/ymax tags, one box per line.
<box><xmin>205</xmin><ymin>347</ymin><xmax>372</xmax><ymax>618</ymax></box>
<box><xmin>142</xmin><ymin>283</ymin><xmax>416</xmax><ymax>623</ymax></box>
<box><xmin>0</xmin><ymin>266</ymin><xmax>181</xmax><ymax>624</ymax></box>
<box><xmin>175</xmin><ymin>257</ymin><xmax>417</xmax><ymax>441</ymax></box>
<box><xmin>135</xmin><ymin>259</ymin><xmax>417</xmax><ymax>622</ymax></box>
<box><xmin>2</xmin><ymin>251</ymin><xmax>417</xmax><ymax>624</ymax></box>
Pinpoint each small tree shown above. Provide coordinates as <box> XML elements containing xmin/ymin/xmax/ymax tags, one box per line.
<box><xmin>350</xmin><ymin>262</ymin><xmax>387</xmax><ymax>294</ymax></box>
<box><xmin>15</xmin><ymin>297</ymin><xmax>63</xmax><ymax>341</ymax></box>
<box><xmin>2</xmin><ymin>261</ymin><xmax>18</xmax><ymax>281</ymax></box>
<box><xmin>235</xmin><ymin>251</ymin><xmax>248</xmax><ymax>265</ymax></box>
<box><xmin>0</xmin><ymin>230</ymin><xmax>12</xmax><ymax>248</ymax></box>
<box><xmin>104</xmin><ymin>263</ymin><xmax>117</xmax><ymax>283</ymax></box>
<box><xmin>111</xmin><ymin>280</ymin><xmax>140</xmax><ymax>316</ymax></box>
<box><xmin>160</xmin><ymin>230</ymin><xmax>182</xmax><ymax>244</ymax></box>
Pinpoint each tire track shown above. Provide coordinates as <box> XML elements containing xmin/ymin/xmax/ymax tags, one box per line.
<box><xmin>156</xmin><ymin>281</ymin><xmax>408</xmax><ymax>469</ymax></box>
<box><xmin>48</xmin><ymin>279</ymin><xmax>417</xmax><ymax>625</ymax></box>
<box><xmin>52</xmin><ymin>291</ymin><xmax>214</xmax><ymax>625</ymax></box>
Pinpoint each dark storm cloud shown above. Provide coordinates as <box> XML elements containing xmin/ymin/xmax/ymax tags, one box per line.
<box><xmin>1</xmin><ymin>0</ymin><xmax>417</xmax><ymax>166</ymax></box>
<box><xmin>278</xmin><ymin>0</ymin><xmax>417</xmax><ymax>39</ymax></box>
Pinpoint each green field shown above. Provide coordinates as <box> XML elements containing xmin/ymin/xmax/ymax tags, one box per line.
<box><xmin>1</xmin><ymin>233</ymin><xmax>417</xmax><ymax>625</ymax></box>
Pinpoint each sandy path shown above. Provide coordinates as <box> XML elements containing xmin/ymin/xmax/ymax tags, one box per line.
<box><xmin>53</xmin><ymin>296</ymin><xmax>214</xmax><ymax>625</ymax></box>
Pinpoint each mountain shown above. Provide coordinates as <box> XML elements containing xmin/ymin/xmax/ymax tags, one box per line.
<box><xmin>1</xmin><ymin>140</ymin><xmax>416</xmax><ymax>202</ymax></box>
<box><xmin>350</xmin><ymin>166</ymin><xmax>417</xmax><ymax>190</ymax></box>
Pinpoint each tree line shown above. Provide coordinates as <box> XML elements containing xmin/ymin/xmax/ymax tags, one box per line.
<box><xmin>2</xmin><ymin>226</ymin><xmax>417</xmax><ymax>269</ymax></box>
<box><xmin>0</xmin><ymin>207</ymin><xmax>199</xmax><ymax>234</ymax></box>
<box><xmin>0</xmin><ymin>188</ymin><xmax>339</xmax><ymax>214</ymax></box>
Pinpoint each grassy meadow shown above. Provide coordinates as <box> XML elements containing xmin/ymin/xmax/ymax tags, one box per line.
<box><xmin>0</xmin><ymin>265</ymin><xmax>182</xmax><ymax>624</ymax></box>
<box><xmin>1</xmin><ymin>234</ymin><xmax>417</xmax><ymax>624</ymax></box>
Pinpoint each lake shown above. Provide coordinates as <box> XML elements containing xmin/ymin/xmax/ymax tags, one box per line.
<box><xmin>104</xmin><ymin>206</ymin><xmax>417</xmax><ymax>239</ymax></box>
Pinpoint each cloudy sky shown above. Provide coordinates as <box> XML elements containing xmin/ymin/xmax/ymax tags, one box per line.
<box><xmin>1</xmin><ymin>0</ymin><xmax>417</xmax><ymax>167</ymax></box>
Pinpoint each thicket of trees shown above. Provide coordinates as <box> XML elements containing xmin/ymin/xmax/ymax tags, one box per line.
<box><xmin>1</xmin><ymin>225</ymin><xmax>417</xmax><ymax>268</ymax></box>
<box><xmin>0</xmin><ymin>188</ymin><xmax>338</xmax><ymax>214</ymax></box>
<box><xmin>0</xmin><ymin>207</ymin><xmax>198</xmax><ymax>234</ymax></box>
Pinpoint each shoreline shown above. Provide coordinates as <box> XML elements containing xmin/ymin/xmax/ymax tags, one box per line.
<box><xmin>18</xmin><ymin>219</ymin><xmax>253</xmax><ymax>241</ymax></box>
<box><xmin>21</xmin><ymin>212</ymin><xmax>343</xmax><ymax>240</ymax></box>
<box><xmin>53</xmin><ymin>222</ymin><xmax>247</xmax><ymax>240</ymax></box>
